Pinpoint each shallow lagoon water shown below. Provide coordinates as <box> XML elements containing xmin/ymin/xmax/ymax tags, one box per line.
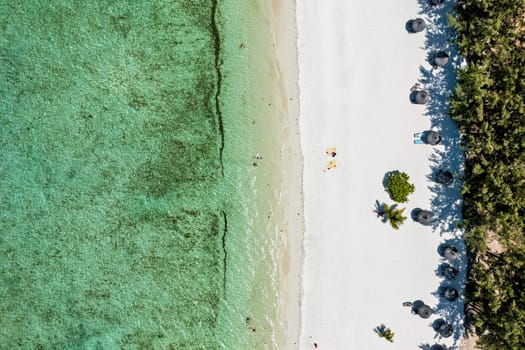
<box><xmin>0</xmin><ymin>1</ymin><xmax>282</xmax><ymax>348</ymax></box>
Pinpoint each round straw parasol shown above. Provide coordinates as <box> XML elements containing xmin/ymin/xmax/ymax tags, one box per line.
<box><xmin>434</xmin><ymin>51</ymin><xmax>449</xmax><ymax>67</ymax></box>
<box><xmin>424</xmin><ymin>131</ymin><xmax>441</xmax><ymax>145</ymax></box>
<box><xmin>416</xmin><ymin>210</ymin><xmax>434</xmax><ymax>225</ymax></box>
<box><xmin>435</xmin><ymin>170</ymin><xmax>453</xmax><ymax>185</ymax></box>
<box><xmin>411</xmin><ymin>18</ymin><xmax>426</xmax><ymax>32</ymax></box>
<box><xmin>411</xmin><ymin>300</ymin><xmax>433</xmax><ymax>318</ymax></box>
<box><xmin>415</xmin><ymin>90</ymin><xmax>430</xmax><ymax>104</ymax></box>
<box><xmin>440</xmin><ymin>264</ymin><xmax>459</xmax><ymax>280</ymax></box>
<box><xmin>443</xmin><ymin>245</ymin><xmax>459</xmax><ymax>262</ymax></box>
<box><xmin>433</xmin><ymin>318</ymin><xmax>454</xmax><ymax>337</ymax></box>
<box><xmin>415</xmin><ymin>304</ymin><xmax>432</xmax><ymax>318</ymax></box>
<box><xmin>429</xmin><ymin>0</ymin><xmax>445</xmax><ymax>6</ymax></box>
<box><xmin>438</xmin><ymin>323</ymin><xmax>454</xmax><ymax>338</ymax></box>
<box><xmin>443</xmin><ymin>287</ymin><xmax>459</xmax><ymax>302</ymax></box>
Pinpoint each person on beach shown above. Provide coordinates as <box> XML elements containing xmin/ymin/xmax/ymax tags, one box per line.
<box><xmin>326</xmin><ymin>147</ymin><xmax>337</xmax><ymax>157</ymax></box>
<box><xmin>245</xmin><ymin>317</ymin><xmax>256</xmax><ymax>332</ymax></box>
<box><xmin>253</xmin><ymin>154</ymin><xmax>263</xmax><ymax>166</ymax></box>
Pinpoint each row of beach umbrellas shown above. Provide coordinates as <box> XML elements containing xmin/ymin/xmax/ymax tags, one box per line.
<box><xmin>409</xmin><ymin>4</ymin><xmax>450</xmax><ymax>150</ymax></box>
<box><xmin>407</xmin><ymin>1</ymin><xmax>459</xmax><ymax>348</ymax></box>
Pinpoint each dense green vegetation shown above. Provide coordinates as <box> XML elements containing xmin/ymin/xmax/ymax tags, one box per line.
<box><xmin>385</xmin><ymin>171</ymin><xmax>415</xmax><ymax>203</ymax></box>
<box><xmin>449</xmin><ymin>0</ymin><xmax>525</xmax><ymax>348</ymax></box>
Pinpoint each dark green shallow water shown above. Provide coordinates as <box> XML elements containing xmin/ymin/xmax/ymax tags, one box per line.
<box><xmin>0</xmin><ymin>1</ymin><xmax>281</xmax><ymax>348</ymax></box>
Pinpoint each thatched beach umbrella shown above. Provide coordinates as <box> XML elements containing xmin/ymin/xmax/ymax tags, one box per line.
<box><xmin>442</xmin><ymin>245</ymin><xmax>459</xmax><ymax>262</ymax></box>
<box><xmin>435</xmin><ymin>169</ymin><xmax>453</xmax><ymax>185</ymax></box>
<box><xmin>439</xmin><ymin>264</ymin><xmax>459</xmax><ymax>280</ymax></box>
<box><xmin>429</xmin><ymin>0</ymin><xmax>445</xmax><ymax>7</ymax></box>
<box><xmin>411</xmin><ymin>18</ymin><xmax>426</xmax><ymax>33</ymax></box>
<box><xmin>415</xmin><ymin>304</ymin><xmax>432</xmax><ymax>318</ymax></box>
<box><xmin>437</xmin><ymin>322</ymin><xmax>454</xmax><ymax>338</ymax></box>
<box><xmin>430</xmin><ymin>344</ymin><xmax>448</xmax><ymax>350</ymax></box>
<box><xmin>414</xmin><ymin>90</ymin><xmax>430</xmax><ymax>104</ymax></box>
<box><xmin>411</xmin><ymin>300</ymin><xmax>432</xmax><ymax>318</ymax></box>
<box><xmin>443</xmin><ymin>287</ymin><xmax>459</xmax><ymax>302</ymax></box>
<box><xmin>433</xmin><ymin>319</ymin><xmax>453</xmax><ymax>337</ymax></box>
<box><xmin>433</xmin><ymin>51</ymin><xmax>450</xmax><ymax>67</ymax></box>
<box><xmin>424</xmin><ymin>131</ymin><xmax>441</xmax><ymax>145</ymax></box>
<box><xmin>416</xmin><ymin>210</ymin><xmax>434</xmax><ymax>225</ymax></box>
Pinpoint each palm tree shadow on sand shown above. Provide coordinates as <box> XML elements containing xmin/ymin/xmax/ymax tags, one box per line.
<box><xmin>373</xmin><ymin>200</ymin><xmax>388</xmax><ymax>224</ymax></box>
<box><xmin>415</xmin><ymin>0</ymin><xmax>467</xmax><ymax>346</ymax></box>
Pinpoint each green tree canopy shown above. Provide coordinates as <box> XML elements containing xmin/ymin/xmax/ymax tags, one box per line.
<box><xmin>385</xmin><ymin>171</ymin><xmax>415</xmax><ymax>203</ymax></box>
<box><xmin>451</xmin><ymin>0</ymin><xmax>525</xmax><ymax>348</ymax></box>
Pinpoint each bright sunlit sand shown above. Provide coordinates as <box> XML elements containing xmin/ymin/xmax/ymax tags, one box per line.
<box><xmin>296</xmin><ymin>0</ymin><xmax>466</xmax><ymax>349</ymax></box>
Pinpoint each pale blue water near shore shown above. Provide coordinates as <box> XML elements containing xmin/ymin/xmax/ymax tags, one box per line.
<box><xmin>0</xmin><ymin>1</ymin><xmax>283</xmax><ymax>348</ymax></box>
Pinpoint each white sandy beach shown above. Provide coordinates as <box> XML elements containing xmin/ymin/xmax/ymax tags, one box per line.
<box><xmin>268</xmin><ymin>0</ymin><xmax>303</xmax><ymax>348</ymax></box>
<box><xmin>296</xmin><ymin>0</ymin><xmax>466</xmax><ymax>349</ymax></box>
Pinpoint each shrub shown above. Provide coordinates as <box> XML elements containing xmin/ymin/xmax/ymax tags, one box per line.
<box><xmin>386</xmin><ymin>171</ymin><xmax>415</xmax><ymax>203</ymax></box>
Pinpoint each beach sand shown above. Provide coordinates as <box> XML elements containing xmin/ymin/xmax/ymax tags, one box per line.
<box><xmin>268</xmin><ymin>0</ymin><xmax>303</xmax><ymax>349</ymax></box>
<box><xmin>296</xmin><ymin>1</ymin><xmax>465</xmax><ymax>349</ymax></box>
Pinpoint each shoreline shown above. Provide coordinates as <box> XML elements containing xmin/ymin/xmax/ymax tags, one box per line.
<box><xmin>268</xmin><ymin>0</ymin><xmax>304</xmax><ymax>349</ymax></box>
<box><xmin>214</xmin><ymin>0</ymin><xmax>303</xmax><ymax>347</ymax></box>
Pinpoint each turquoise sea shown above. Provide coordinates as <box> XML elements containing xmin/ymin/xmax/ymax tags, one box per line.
<box><xmin>0</xmin><ymin>1</ymin><xmax>285</xmax><ymax>349</ymax></box>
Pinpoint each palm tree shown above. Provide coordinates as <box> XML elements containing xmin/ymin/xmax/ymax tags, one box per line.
<box><xmin>374</xmin><ymin>324</ymin><xmax>394</xmax><ymax>343</ymax></box>
<box><xmin>382</xmin><ymin>203</ymin><xmax>407</xmax><ymax>230</ymax></box>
